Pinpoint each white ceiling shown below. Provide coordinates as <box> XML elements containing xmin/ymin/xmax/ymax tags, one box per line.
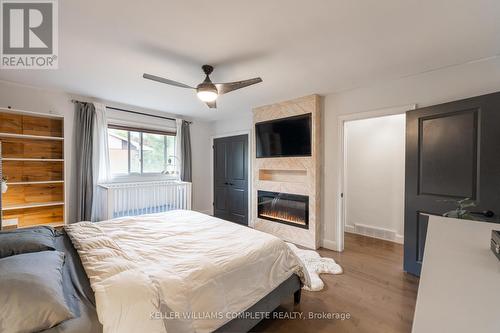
<box><xmin>1</xmin><ymin>0</ymin><xmax>499</xmax><ymax>121</ymax></box>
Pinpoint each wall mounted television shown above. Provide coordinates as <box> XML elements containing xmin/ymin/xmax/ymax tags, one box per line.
<box><xmin>255</xmin><ymin>113</ymin><xmax>312</xmax><ymax>158</ymax></box>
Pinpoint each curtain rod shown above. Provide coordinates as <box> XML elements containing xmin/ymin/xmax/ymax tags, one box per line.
<box><xmin>71</xmin><ymin>100</ymin><xmax>192</xmax><ymax>124</ymax></box>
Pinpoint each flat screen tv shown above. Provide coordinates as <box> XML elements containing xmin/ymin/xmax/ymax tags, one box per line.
<box><xmin>255</xmin><ymin>113</ymin><xmax>312</xmax><ymax>158</ymax></box>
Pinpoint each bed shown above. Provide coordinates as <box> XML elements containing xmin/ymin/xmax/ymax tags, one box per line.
<box><xmin>1</xmin><ymin>210</ymin><xmax>307</xmax><ymax>333</ymax></box>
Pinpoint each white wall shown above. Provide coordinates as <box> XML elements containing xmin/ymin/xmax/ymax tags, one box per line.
<box><xmin>344</xmin><ymin>114</ymin><xmax>405</xmax><ymax>241</ymax></box>
<box><xmin>0</xmin><ymin>80</ymin><xmax>213</xmax><ymax>222</ymax></box>
<box><xmin>190</xmin><ymin>120</ymin><xmax>214</xmax><ymax>214</ymax></box>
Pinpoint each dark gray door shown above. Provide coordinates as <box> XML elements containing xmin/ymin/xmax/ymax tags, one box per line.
<box><xmin>405</xmin><ymin>92</ymin><xmax>500</xmax><ymax>276</ymax></box>
<box><xmin>214</xmin><ymin>134</ymin><xmax>248</xmax><ymax>225</ymax></box>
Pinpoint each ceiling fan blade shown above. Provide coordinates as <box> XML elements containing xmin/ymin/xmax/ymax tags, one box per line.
<box><xmin>143</xmin><ymin>73</ymin><xmax>194</xmax><ymax>89</ymax></box>
<box><xmin>215</xmin><ymin>77</ymin><xmax>262</xmax><ymax>95</ymax></box>
<box><xmin>205</xmin><ymin>100</ymin><xmax>217</xmax><ymax>109</ymax></box>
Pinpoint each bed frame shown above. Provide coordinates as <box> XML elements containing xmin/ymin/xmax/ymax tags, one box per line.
<box><xmin>216</xmin><ymin>274</ymin><xmax>302</xmax><ymax>332</ymax></box>
<box><xmin>11</xmin><ymin>227</ymin><xmax>302</xmax><ymax>333</ymax></box>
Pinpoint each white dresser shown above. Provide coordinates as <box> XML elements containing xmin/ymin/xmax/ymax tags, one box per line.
<box><xmin>412</xmin><ymin>215</ymin><xmax>500</xmax><ymax>333</ymax></box>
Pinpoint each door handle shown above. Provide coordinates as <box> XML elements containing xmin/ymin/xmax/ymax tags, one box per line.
<box><xmin>225</xmin><ymin>182</ymin><xmax>234</xmax><ymax>186</ymax></box>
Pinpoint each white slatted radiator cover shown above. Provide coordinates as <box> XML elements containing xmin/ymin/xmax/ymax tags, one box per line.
<box><xmin>97</xmin><ymin>181</ymin><xmax>192</xmax><ymax>220</ymax></box>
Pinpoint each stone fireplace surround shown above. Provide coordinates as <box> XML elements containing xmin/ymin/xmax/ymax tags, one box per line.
<box><xmin>251</xmin><ymin>95</ymin><xmax>321</xmax><ymax>249</ymax></box>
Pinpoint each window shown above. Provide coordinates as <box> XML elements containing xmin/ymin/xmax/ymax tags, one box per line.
<box><xmin>108</xmin><ymin>125</ymin><xmax>177</xmax><ymax>177</ymax></box>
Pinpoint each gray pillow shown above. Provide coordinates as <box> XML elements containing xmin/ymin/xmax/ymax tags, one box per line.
<box><xmin>0</xmin><ymin>226</ymin><xmax>56</xmax><ymax>258</ymax></box>
<box><xmin>0</xmin><ymin>251</ymin><xmax>74</xmax><ymax>333</ymax></box>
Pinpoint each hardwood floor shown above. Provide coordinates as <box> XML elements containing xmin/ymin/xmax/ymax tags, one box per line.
<box><xmin>252</xmin><ymin>233</ymin><xmax>419</xmax><ymax>333</ymax></box>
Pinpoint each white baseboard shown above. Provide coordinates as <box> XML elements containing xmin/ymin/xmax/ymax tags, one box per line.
<box><xmin>322</xmin><ymin>239</ymin><xmax>338</xmax><ymax>251</ymax></box>
<box><xmin>395</xmin><ymin>234</ymin><xmax>404</xmax><ymax>244</ymax></box>
<box><xmin>345</xmin><ymin>224</ymin><xmax>355</xmax><ymax>233</ymax></box>
<box><xmin>346</xmin><ymin>223</ymin><xmax>404</xmax><ymax>244</ymax></box>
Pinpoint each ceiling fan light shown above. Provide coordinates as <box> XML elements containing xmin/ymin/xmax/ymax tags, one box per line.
<box><xmin>197</xmin><ymin>90</ymin><xmax>218</xmax><ymax>102</ymax></box>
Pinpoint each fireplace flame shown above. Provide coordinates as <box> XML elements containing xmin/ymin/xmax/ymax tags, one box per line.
<box><xmin>260</xmin><ymin>210</ymin><xmax>306</xmax><ymax>225</ymax></box>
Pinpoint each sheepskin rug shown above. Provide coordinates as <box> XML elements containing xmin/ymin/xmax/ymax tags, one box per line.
<box><xmin>287</xmin><ymin>242</ymin><xmax>343</xmax><ymax>291</ymax></box>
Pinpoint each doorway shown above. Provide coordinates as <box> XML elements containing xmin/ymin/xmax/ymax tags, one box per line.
<box><xmin>213</xmin><ymin>134</ymin><xmax>249</xmax><ymax>225</ymax></box>
<box><xmin>336</xmin><ymin>105</ymin><xmax>415</xmax><ymax>252</ymax></box>
<box><xmin>343</xmin><ymin>114</ymin><xmax>405</xmax><ymax>242</ymax></box>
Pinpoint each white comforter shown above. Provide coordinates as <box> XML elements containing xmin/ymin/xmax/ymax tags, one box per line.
<box><xmin>65</xmin><ymin>210</ymin><xmax>309</xmax><ymax>333</ymax></box>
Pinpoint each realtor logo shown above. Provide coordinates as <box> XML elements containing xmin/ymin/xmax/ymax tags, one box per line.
<box><xmin>1</xmin><ymin>0</ymin><xmax>58</xmax><ymax>69</ymax></box>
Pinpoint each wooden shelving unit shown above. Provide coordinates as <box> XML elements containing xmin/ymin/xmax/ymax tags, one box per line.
<box><xmin>0</xmin><ymin>108</ymin><xmax>65</xmax><ymax>229</ymax></box>
<box><xmin>3</xmin><ymin>158</ymin><xmax>64</xmax><ymax>161</ymax></box>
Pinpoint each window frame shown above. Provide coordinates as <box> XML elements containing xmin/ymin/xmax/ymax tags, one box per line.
<box><xmin>107</xmin><ymin>124</ymin><xmax>178</xmax><ymax>181</ymax></box>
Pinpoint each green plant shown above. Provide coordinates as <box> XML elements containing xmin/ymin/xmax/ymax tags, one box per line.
<box><xmin>442</xmin><ymin>198</ymin><xmax>477</xmax><ymax>220</ymax></box>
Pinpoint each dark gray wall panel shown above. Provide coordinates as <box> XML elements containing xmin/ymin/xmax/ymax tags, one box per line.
<box><xmin>419</xmin><ymin>110</ymin><xmax>478</xmax><ymax>198</ymax></box>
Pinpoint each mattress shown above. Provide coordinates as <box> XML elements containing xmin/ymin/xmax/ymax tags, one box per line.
<box><xmin>65</xmin><ymin>210</ymin><xmax>307</xmax><ymax>333</ymax></box>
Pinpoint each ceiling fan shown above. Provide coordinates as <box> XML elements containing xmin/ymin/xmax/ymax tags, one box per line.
<box><xmin>143</xmin><ymin>65</ymin><xmax>263</xmax><ymax>109</ymax></box>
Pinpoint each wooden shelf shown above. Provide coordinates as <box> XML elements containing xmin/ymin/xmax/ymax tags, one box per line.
<box><xmin>18</xmin><ymin>221</ymin><xmax>64</xmax><ymax>228</ymax></box>
<box><xmin>0</xmin><ymin>137</ymin><xmax>63</xmax><ymax>160</ymax></box>
<box><xmin>3</xmin><ymin>182</ymin><xmax>63</xmax><ymax>208</ymax></box>
<box><xmin>259</xmin><ymin>169</ymin><xmax>307</xmax><ymax>183</ymax></box>
<box><xmin>4</xmin><ymin>221</ymin><xmax>65</xmax><ymax>230</ymax></box>
<box><xmin>7</xmin><ymin>180</ymin><xmax>64</xmax><ymax>185</ymax></box>
<box><xmin>0</xmin><ymin>132</ymin><xmax>63</xmax><ymax>141</ymax></box>
<box><xmin>2</xmin><ymin>205</ymin><xmax>64</xmax><ymax>228</ymax></box>
<box><xmin>3</xmin><ymin>158</ymin><xmax>64</xmax><ymax>162</ymax></box>
<box><xmin>2</xmin><ymin>201</ymin><xmax>64</xmax><ymax>211</ymax></box>
<box><xmin>258</xmin><ymin>179</ymin><xmax>307</xmax><ymax>186</ymax></box>
<box><xmin>3</xmin><ymin>160</ymin><xmax>63</xmax><ymax>183</ymax></box>
<box><xmin>1</xmin><ymin>109</ymin><xmax>66</xmax><ymax>229</ymax></box>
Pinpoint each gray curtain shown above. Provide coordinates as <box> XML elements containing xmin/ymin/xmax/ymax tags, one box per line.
<box><xmin>74</xmin><ymin>102</ymin><xmax>95</xmax><ymax>221</ymax></box>
<box><xmin>180</xmin><ymin>120</ymin><xmax>192</xmax><ymax>182</ymax></box>
<box><xmin>0</xmin><ymin>142</ymin><xmax>2</xmax><ymax>228</ymax></box>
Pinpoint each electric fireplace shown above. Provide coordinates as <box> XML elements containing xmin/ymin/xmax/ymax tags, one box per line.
<box><xmin>257</xmin><ymin>190</ymin><xmax>309</xmax><ymax>229</ymax></box>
